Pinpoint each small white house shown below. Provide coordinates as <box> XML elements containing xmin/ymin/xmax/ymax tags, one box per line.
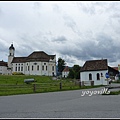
<box><xmin>62</xmin><ymin>66</ymin><xmax>69</xmax><ymax>78</ymax></box>
<box><xmin>80</xmin><ymin>59</ymin><xmax>108</xmax><ymax>85</ymax></box>
<box><xmin>0</xmin><ymin>60</ymin><xmax>8</xmax><ymax>75</ymax></box>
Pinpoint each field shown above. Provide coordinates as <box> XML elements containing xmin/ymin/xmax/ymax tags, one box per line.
<box><xmin>0</xmin><ymin>75</ymin><xmax>103</xmax><ymax>96</ymax></box>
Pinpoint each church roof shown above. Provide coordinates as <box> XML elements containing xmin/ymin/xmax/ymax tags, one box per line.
<box><xmin>0</xmin><ymin>60</ymin><xmax>7</xmax><ymax>67</ymax></box>
<box><xmin>80</xmin><ymin>59</ymin><xmax>108</xmax><ymax>72</ymax></box>
<box><xmin>12</xmin><ymin>51</ymin><xmax>55</xmax><ymax>63</ymax></box>
<box><xmin>12</xmin><ymin>57</ymin><xmax>27</xmax><ymax>63</ymax></box>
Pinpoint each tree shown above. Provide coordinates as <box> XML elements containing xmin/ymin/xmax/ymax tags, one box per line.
<box><xmin>57</xmin><ymin>57</ymin><xmax>66</xmax><ymax>75</ymax></box>
<box><xmin>73</xmin><ymin>65</ymin><xmax>81</xmax><ymax>79</ymax></box>
<box><xmin>68</xmin><ymin>68</ymin><xmax>74</xmax><ymax>79</ymax></box>
<box><xmin>68</xmin><ymin>64</ymin><xmax>81</xmax><ymax>79</ymax></box>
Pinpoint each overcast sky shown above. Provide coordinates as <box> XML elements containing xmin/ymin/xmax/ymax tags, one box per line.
<box><xmin>0</xmin><ymin>1</ymin><xmax>120</xmax><ymax>67</ymax></box>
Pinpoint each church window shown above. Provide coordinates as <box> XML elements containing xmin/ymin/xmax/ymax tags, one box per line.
<box><xmin>15</xmin><ymin>67</ymin><xmax>17</xmax><ymax>71</ymax></box>
<box><xmin>21</xmin><ymin>67</ymin><xmax>23</xmax><ymax>71</ymax></box>
<box><xmin>42</xmin><ymin>66</ymin><xmax>44</xmax><ymax>70</ymax></box>
<box><xmin>32</xmin><ymin>66</ymin><xmax>34</xmax><ymax>71</ymax></box>
<box><xmin>52</xmin><ymin>66</ymin><xmax>54</xmax><ymax>71</ymax></box>
<box><xmin>37</xmin><ymin>65</ymin><xmax>39</xmax><ymax>71</ymax></box>
<box><xmin>97</xmin><ymin>73</ymin><xmax>100</xmax><ymax>80</ymax></box>
<box><xmin>89</xmin><ymin>73</ymin><xmax>92</xmax><ymax>80</ymax></box>
<box><xmin>18</xmin><ymin>67</ymin><xmax>20</xmax><ymax>71</ymax></box>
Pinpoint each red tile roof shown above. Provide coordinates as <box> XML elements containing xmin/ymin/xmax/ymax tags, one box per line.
<box><xmin>112</xmin><ymin>67</ymin><xmax>118</xmax><ymax>71</ymax></box>
<box><xmin>63</xmin><ymin>66</ymin><xmax>69</xmax><ymax>72</ymax></box>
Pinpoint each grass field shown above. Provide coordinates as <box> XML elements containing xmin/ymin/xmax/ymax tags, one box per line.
<box><xmin>0</xmin><ymin>75</ymin><xmax>103</xmax><ymax>96</ymax></box>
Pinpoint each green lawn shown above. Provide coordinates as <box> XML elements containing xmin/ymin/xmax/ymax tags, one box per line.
<box><xmin>102</xmin><ymin>90</ymin><xmax>120</xmax><ymax>95</ymax></box>
<box><xmin>0</xmin><ymin>75</ymin><xmax>104</xmax><ymax>96</ymax></box>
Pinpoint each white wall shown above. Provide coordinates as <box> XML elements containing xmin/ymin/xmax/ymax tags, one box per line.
<box><xmin>12</xmin><ymin>63</ymin><xmax>25</xmax><ymax>74</ymax></box>
<box><xmin>12</xmin><ymin>61</ymin><xmax>56</xmax><ymax>76</ymax></box>
<box><xmin>80</xmin><ymin>70</ymin><xmax>108</xmax><ymax>85</ymax></box>
<box><xmin>0</xmin><ymin>66</ymin><xmax>8</xmax><ymax>75</ymax></box>
<box><xmin>62</xmin><ymin>71</ymin><xmax>69</xmax><ymax>78</ymax></box>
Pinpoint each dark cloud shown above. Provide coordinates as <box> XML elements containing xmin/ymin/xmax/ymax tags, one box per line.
<box><xmin>51</xmin><ymin>36</ymin><xmax>67</xmax><ymax>43</ymax></box>
<box><xmin>111</xmin><ymin>13</ymin><xmax>120</xmax><ymax>18</ymax></box>
<box><xmin>62</xmin><ymin>55</ymin><xmax>76</xmax><ymax>66</ymax></box>
<box><xmin>57</xmin><ymin>32</ymin><xmax>120</xmax><ymax>64</ymax></box>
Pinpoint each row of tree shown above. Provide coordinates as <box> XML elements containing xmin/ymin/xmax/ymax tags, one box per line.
<box><xmin>57</xmin><ymin>57</ymin><xmax>81</xmax><ymax>79</ymax></box>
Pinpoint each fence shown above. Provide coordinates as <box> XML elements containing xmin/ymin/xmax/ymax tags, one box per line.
<box><xmin>0</xmin><ymin>81</ymin><xmax>95</xmax><ymax>96</ymax></box>
<box><xmin>0</xmin><ymin>81</ymin><xmax>80</xmax><ymax>95</ymax></box>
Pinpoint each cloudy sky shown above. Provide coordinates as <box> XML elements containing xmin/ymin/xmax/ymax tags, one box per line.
<box><xmin>0</xmin><ymin>1</ymin><xmax>120</xmax><ymax>67</ymax></box>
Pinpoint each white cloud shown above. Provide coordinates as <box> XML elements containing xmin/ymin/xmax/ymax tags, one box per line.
<box><xmin>0</xmin><ymin>1</ymin><xmax>120</xmax><ymax>67</ymax></box>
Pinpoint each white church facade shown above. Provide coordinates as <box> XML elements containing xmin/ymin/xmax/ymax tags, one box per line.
<box><xmin>3</xmin><ymin>44</ymin><xmax>56</xmax><ymax>76</ymax></box>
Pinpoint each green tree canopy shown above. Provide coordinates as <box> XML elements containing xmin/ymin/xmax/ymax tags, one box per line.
<box><xmin>68</xmin><ymin>64</ymin><xmax>81</xmax><ymax>79</ymax></box>
<box><xmin>57</xmin><ymin>57</ymin><xmax>66</xmax><ymax>74</ymax></box>
<box><xmin>68</xmin><ymin>68</ymin><xmax>74</xmax><ymax>79</ymax></box>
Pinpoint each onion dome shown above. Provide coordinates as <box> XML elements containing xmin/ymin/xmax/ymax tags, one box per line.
<box><xmin>9</xmin><ymin>44</ymin><xmax>15</xmax><ymax>50</ymax></box>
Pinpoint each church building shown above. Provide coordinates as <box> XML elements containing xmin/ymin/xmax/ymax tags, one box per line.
<box><xmin>7</xmin><ymin>44</ymin><xmax>56</xmax><ymax>76</ymax></box>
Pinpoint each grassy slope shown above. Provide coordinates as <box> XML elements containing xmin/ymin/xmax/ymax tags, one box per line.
<box><xmin>0</xmin><ymin>75</ymin><xmax>104</xmax><ymax>96</ymax></box>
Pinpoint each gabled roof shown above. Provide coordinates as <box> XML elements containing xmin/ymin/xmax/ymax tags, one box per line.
<box><xmin>12</xmin><ymin>57</ymin><xmax>27</xmax><ymax>63</ymax></box>
<box><xmin>27</xmin><ymin>51</ymin><xmax>55</xmax><ymax>62</ymax></box>
<box><xmin>62</xmin><ymin>66</ymin><xmax>69</xmax><ymax>72</ymax></box>
<box><xmin>80</xmin><ymin>59</ymin><xmax>108</xmax><ymax>72</ymax></box>
<box><xmin>0</xmin><ymin>60</ymin><xmax>7</xmax><ymax>67</ymax></box>
<box><xmin>12</xmin><ymin>51</ymin><xmax>55</xmax><ymax>63</ymax></box>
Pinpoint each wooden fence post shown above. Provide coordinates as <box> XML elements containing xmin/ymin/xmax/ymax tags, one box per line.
<box><xmin>91</xmin><ymin>81</ymin><xmax>94</xmax><ymax>86</ymax></box>
<box><xmin>33</xmin><ymin>84</ymin><xmax>36</xmax><ymax>93</ymax></box>
<box><xmin>60</xmin><ymin>82</ymin><xmax>62</xmax><ymax>90</ymax></box>
<box><xmin>79</xmin><ymin>81</ymin><xmax>81</xmax><ymax>88</ymax></box>
<box><xmin>82</xmin><ymin>81</ymin><xmax>84</xmax><ymax>86</ymax></box>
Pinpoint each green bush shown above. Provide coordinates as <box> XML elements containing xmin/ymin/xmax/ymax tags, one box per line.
<box><xmin>12</xmin><ymin>72</ymin><xmax>24</xmax><ymax>75</ymax></box>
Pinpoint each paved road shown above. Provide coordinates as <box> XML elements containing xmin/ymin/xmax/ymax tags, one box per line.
<box><xmin>0</xmin><ymin>84</ymin><xmax>120</xmax><ymax>118</ymax></box>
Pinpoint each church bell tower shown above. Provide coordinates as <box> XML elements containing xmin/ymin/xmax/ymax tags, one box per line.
<box><xmin>8</xmin><ymin>44</ymin><xmax>15</xmax><ymax>69</ymax></box>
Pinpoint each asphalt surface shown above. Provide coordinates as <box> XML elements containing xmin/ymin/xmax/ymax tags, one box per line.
<box><xmin>0</xmin><ymin>83</ymin><xmax>120</xmax><ymax>118</ymax></box>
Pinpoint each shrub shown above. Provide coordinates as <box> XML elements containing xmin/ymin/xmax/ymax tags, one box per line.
<box><xmin>12</xmin><ymin>72</ymin><xmax>24</xmax><ymax>75</ymax></box>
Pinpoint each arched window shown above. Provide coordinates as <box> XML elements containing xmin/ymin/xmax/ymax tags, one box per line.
<box><xmin>32</xmin><ymin>66</ymin><xmax>34</xmax><ymax>71</ymax></box>
<box><xmin>89</xmin><ymin>73</ymin><xmax>92</xmax><ymax>80</ymax></box>
<box><xmin>97</xmin><ymin>73</ymin><xmax>100</xmax><ymax>80</ymax></box>
<box><xmin>37</xmin><ymin>65</ymin><xmax>39</xmax><ymax>71</ymax></box>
